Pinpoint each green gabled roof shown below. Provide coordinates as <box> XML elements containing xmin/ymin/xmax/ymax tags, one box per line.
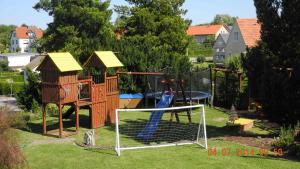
<box><xmin>38</xmin><ymin>52</ymin><xmax>82</xmax><ymax>72</ymax></box>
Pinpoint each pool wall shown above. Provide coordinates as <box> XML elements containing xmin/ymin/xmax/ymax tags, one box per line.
<box><xmin>119</xmin><ymin>93</ymin><xmax>144</xmax><ymax>108</ymax></box>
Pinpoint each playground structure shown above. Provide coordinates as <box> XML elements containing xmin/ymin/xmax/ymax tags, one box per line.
<box><xmin>38</xmin><ymin>51</ymin><xmax>123</xmax><ymax>138</ymax></box>
<box><xmin>38</xmin><ymin>52</ymin><xmax>210</xmax><ymax>138</ymax></box>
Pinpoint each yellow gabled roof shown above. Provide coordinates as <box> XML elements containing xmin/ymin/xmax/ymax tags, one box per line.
<box><xmin>47</xmin><ymin>52</ymin><xmax>82</xmax><ymax>72</ymax></box>
<box><xmin>94</xmin><ymin>51</ymin><xmax>124</xmax><ymax>68</ymax></box>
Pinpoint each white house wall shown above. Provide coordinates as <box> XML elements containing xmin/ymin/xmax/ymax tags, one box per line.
<box><xmin>215</xmin><ymin>27</ymin><xmax>229</xmax><ymax>39</ymax></box>
<box><xmin>7</xmin><ymin>55</ymin><xmax>31</xmax><ymax>68</ymax></box>
<box><xmin>10</xmin><ymin>31</ymin><xmax>33</xmax><ymax>53</ymax></box>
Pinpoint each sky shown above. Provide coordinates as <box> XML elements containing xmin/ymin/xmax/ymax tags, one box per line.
<box><xmin>0</xmin><ymin>0</ymin><xmax>257</xmax><ymax>29</ymax></box>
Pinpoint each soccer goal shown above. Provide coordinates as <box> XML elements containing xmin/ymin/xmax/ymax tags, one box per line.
<box><xmin>115</xmin><ymin>105</ymin><xmax>207</xmax><ymax>156</ymax></box>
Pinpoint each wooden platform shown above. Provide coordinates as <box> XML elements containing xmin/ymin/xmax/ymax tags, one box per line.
<box><xmin>78</xmin><ymin>100</ymin><xmax>92</xmax><ymax>107</ymax></box>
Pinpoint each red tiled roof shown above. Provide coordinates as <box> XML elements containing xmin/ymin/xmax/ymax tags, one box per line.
<box><xmin>236</xmin><ymin>19</ymin><xmax>261</xmax><ymax>48</ymax></box>
<box><xmin>187</xmin><ymin>25</ymin><xmax>223</xmax><ymax>36</ymax></box>
<box><xmin>15</xmin><ymin>26</ymin><xmax>43</xmax><ymax>39</ymax></box>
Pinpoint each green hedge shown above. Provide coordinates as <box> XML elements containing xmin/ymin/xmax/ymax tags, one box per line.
<box><xmin>0</xmin><ymin>81</ymin><xmax>24</xmax><ymax>96</ymax></box>
<box><xmin>0</xmin><ymin>72</ymin><xmax>24</xmax><ymax>82</ymax></box>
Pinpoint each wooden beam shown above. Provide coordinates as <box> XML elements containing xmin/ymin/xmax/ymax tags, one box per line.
<box><xmin>212</xmin><ymin>68</ymin><xmax>242</xmax><ymax>74</ymax></box>
<box><xmin>42</xmin><ymin>104</ymin><xmax>47</xmax><ymax>135</ymax></box>
<box><xmin>58</xmin><ymin>104</ymin><xmax>63</xmax><ymax>138</ymax></box>
<box><xmin>116</xmin><ymin>71</ymin><xmax>165</xmax><ymax>76</ymax></box>
<box><xmin>75</xmin><ymin>103</ymin><xmax>79</xmax><ymax>132</ymax></box>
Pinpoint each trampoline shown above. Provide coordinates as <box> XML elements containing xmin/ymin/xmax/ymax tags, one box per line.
<box><xmin>146</xmin><ymin>91</ymin><xmax>211</xmax><ymax>104</ymax></box>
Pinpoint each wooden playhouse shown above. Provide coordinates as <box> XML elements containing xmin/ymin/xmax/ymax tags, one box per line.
<box><xmin>38</xmin><ymin>51</ymin><xmax>123</xmax><ymax>138</ymax></box>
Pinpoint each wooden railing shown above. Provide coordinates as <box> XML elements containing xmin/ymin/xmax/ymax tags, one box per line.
<box><xmin>106</xmin><ymin>76</ymin><xmax>118</xmax><ymax>94</ymax></box>
<box><xmin>78</xmin><ymin>77</ymin><xmax>93</xmax><ymax>102</ymax></box>
<box><xmin>42</xmin><ymin>82</ymin><xmax>79</xmax><ymax>104</ymax></box>
<box><xmin>92</xmin><ymin>84</ymin><xmax>106</xmax><ymax>102</ymax></box>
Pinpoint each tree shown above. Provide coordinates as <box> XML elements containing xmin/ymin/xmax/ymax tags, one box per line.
<box><xmin>243</xmin><ymin>0</ymin><xmax>300</xmax><ymax>124</ymax></box>
<box><xmin>115</xmin><ymin>0</ymin><xmax>192</xmax><ymax>76</ymax></box>
<box><xmin>211</xmin><ymin>14</ymin><xmax>238</xmax><ymax>26</ymax></box>
<box><xmin>0</xmin><ymin>25</ymin><xmax>16</xmax><ymax>53</ymax></box>
<box><xmin>34</xmin><ymin>0</ymin><xmax>115</xmax><ymax>63</ymax></box>
<box><xmin>16</xmin><ymin>68</ymin><xmax>41</xmax><ymax>113</ymax></box>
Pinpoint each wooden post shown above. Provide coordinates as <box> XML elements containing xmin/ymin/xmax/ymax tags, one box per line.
<box><xmin>58</xmin><ymin>104</ymin><xmax>63</xmax><ymax>138</ymax></box>
<box><xmin>238</xmin><ymin>73</ymin><xmax>243</xmax><ymax>92</ymax></box>
<box><xmin>209</xmin><ymin>66</ymin><xmax>213</xmax><ymax>96</ymax></box>
<box><xmin>89</xmin><ymin>106</ymin><xmax>93</xmax><ymax>129</ymax></box>
<box><xmin>42</xmin><ymin>104</ymin><xmax>47</xmax><ymax>135</ymax></box>
<box><xmin>89</xmin><ymin>78</ymin><xmax>93</xmax><ymax>102</ymax></box>
<box><xmin>213</xmin><ymin>69</ymin><xmax>217</xmax><ymax>104</ymax></box>
<box><xmin>75</xmin><ymin>103</ymin><xmax>79</xmax><ymax>132</ymax></box>
<box><xmin>225</xmin><ymin>71</ymin><xmax>229</xmax><ymax>106</ymax></box>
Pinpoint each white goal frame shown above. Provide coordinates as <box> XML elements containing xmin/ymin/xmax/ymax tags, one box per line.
<box><xmin>115</xmin><ymin>105</ymin><xmax>208</xmax><ymax>156</ymax></box>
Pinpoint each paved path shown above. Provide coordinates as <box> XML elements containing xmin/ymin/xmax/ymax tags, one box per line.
<box><xmin>0</xmin><ymin>96</ymin><xmax>20</xmax><ymax>112</ymax></box>
<box><xmin>28</xmin><ymin>138</ymin><xmax>76</xmax><ymax>147</ymax></box>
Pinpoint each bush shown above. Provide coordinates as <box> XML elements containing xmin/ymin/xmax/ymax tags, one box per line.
<box><xmin>46</xmin><ymin>104</ymin><xmax>59</xmax><ymax>117</ymax></box>
<box><xmin>0</xmin><ymin>108</ymin><xmax>27</xmax><ymax>169</ymax></box>
<box><xmin>196</xmin><ymin>56</ymin><xmax>205</xmax><ymax>63</ymax></box>
<box><xmin>274</xmin><ymin>125</ymin><xmax>295</xmax><ymax>148</ymax></box>
<box><xmin>225</xmin><ymin>55</ymin><xmax>242</xmax><ymax>71</ymax></box>
<box><xmin>0</xmin><ymin>59</ymin><xmax>11</xmax><ymax>71</ymax></box>
<box><xmin>0</xmin><ymin>72</ymin><xmax>24</xmax><ymax>82</ymax></box>
<box><xmin>16</xmin><ymin>69</ymin><xmax>41</xmax><ymax>113</ymax></box>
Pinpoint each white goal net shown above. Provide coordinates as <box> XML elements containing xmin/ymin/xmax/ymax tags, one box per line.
<box><xmin>115</xmin><ymin>105</ymin><xmax>207</xmax><ymax>156</ymax></box>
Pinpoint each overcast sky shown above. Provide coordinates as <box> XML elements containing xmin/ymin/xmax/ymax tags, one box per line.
<box><xmin>0</xmin><ymin>0</ymin><xmax>257</xmax><ymax>29</ymax></box>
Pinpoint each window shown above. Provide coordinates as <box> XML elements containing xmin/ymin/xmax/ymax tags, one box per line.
<box><xmin>217</xmin><ymin>55</ymin><xmax>225</xmax><ymax>60</ymax></box>
<box><xmin>234</xmin><ymin>32</ymin><xmax>239</xmax><ymax>40</ymax></box>
<box><xmin>216</xmin><ymin>48</ymin><xmax>219</xmax><ymax>52</ymax></box>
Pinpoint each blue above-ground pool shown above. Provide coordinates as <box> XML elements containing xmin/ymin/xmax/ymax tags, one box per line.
<box><xmin>119</xmin><ymin>93</ymin><xmax>144</xmax><ymax>99</ymax></box>
<box><xmin>146</xmin><ymin>91</ymin><xmax>211</xmax><ymax>104</ymax></box>
<box><xmin>119</xmin><ymin>93</ymin><xmax>144</xmax><ymax>108</ymax></box>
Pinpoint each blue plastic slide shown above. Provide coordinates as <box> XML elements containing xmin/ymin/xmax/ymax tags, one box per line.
<box><xmin>137</xmin><ymin>92</ymin><xmax>174</xmax><ymax>140</ymax></box>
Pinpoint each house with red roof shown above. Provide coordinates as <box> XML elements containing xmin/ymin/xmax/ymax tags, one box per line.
<box><xmin>214</xmin><ymin>18</ymin><xmax>261</xmax><ymax>63</ymax></box>
<box><xmin>187</xmin><ymin>24</ymin><xmax>229</xmax><ymax>44</ymax></box>
<box><xmin>10</xmin><ymin>26</ymin><xmax>43</xmax><ymax>53</ymax></box>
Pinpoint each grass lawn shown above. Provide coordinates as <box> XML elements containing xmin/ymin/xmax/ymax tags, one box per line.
<box><xmin>15</xmin><ymin>107</ymin><xmax>300</xmax><ymax>169</ymax></box>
